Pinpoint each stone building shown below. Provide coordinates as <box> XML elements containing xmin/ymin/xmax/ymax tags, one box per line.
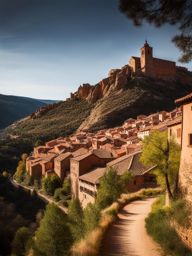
<box><xmin>78</xmin><ymin>151</ymin><xmax>157</xmax><ymax>208</ymax></box>
<box><xmin>70</xmin><ymin>149</ymin><xmax>114</xmax><ymax>199</ymax></box>
<box><xmin>175</xmin><ymin>93</ymin><xmax>192</xmax><ymax>203</ymax></box>
<box><xmin>129</xmin><ymin>41</ymin><xmax>176</xmax><ymax>79</ymax></box>
<box><xmin>167</xmin><ymin>116</ymin><xmax>182</xmax><ymax>145</ymax></box>
<box><xmin>54</xmin><ymin>152</ymin><xmax>72</xmax><ymax>181</ymax></box>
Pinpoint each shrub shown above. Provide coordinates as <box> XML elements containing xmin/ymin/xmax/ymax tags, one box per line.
<box><xmin>96</xmin><ymin>168</ymin><xmax>132</xmax><ymax>209</ymax></box>
<box><xmin>23</xmin><ymin>173</ymin><xmax>32</xmax><ymax>186</ymax></box>
<box><xmin>42</xmin><ymin>175</ymin><xmax>61</xmax><ymax>196</ymax></box>
<box><xmin>146</xmin><ymin>196</ymin><xmax>192</xmax><ymax>256</ymax></box>
<box><xmin>12</xmin><ymin>227</ymin><xmax>31</xmax><ymax>256</ymax></box>
<box><xmin>83</xmin><ymin>203</ymin><xmax>100</xmax><ymax>234</ymax></box>
<box><xmin>14</xmin><ymin>154</ymin><xmax>28</xmax><ymax>183</ymax></box>
<box><xmin>62</xmin><ymin>178</ymin><xmax>71</xmax><ymax>195</ymax></box>
<box><xmin>54</xmin><ymin>178</ymin><xmax>71</xmax><ymax>202</ymax></box>
<box><xmin>171</xmin><ymin>199</ymin><xmax>191</xmax><ymax>227</ymax></box>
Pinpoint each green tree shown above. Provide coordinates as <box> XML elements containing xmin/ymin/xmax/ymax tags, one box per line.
<box><xmin>119</xmin><ymin>0</ymin><xmax>192</xmax><ymax>62</ymax></box>
<box><xmin>68</xmin><ymin>199</ymin><xmax>84</xmax><ymax>241</ymax></box>
<box><xmin>42</xmin><ymin>175</ymin><xmax>61</xmax><ymax>196</ymax></box>
<box><xmin>83</xmin><ymin>203</ymin><xmax>100</xmax><ymax>234</ymax></box>
<box><xmin>62</xmin><ymin>178</ymin><xmax>71</xmax><ymax>195</ymax></box>
<box><xmin>23</xmin><ymin>173</ymin><xmax>32</xmax><ymax>186</ymax></box>
<box><xmin>34</xmin><ymin>204</ymin><xmax>72</xmax><ymax>256</ymax></box>
<box><xmin>141</xmin><ymin>131</ymin><xmax>181</xmax><ymax>200</ymax></box>
<box><xmin>12</xmin><ymin>227</ymin><xmax>31</xmax><ymax>256</ymax></box>
<box><xmin>14</xmin><ymin>153</ymin><xmax>28</xmax><ymax>183</ymax></box>
<box><xmin>96</xmin><ymin>168</ymin><xmax>132</xmax><ymax>209</ymax></box>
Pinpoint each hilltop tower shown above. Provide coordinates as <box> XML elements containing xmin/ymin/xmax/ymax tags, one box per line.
<box><xmin>140</xmin><ymin>40</ymin><xmax>154</xmax><ymax>76</ymax></box>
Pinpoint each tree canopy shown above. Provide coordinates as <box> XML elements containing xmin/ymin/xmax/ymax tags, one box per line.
<box><xmin>96</xmin><ymin>167</ymin><xmax>132</xmax><ymax>209</ymax></box>
<box><xmin>42</xmin><ymin>175</ymin><xmax>61</xmax><ymax>196</ymax></box>
<box><xmin>68</xmin><ymin>199</ymin><xmax>84</xmax><ymax>241</ymax></box>
<box><xmin>141</xmin><ymin>131</ymin><xmax>181</xmax><ymax>199</ymax></box>
<box><xmin>11</xmin><ymin>227</ymin><xmax>31</xmax><ymax>256</ymax></box>
<box><xmin>14</xmin><ymin>153</ymin><xmax>28</xmax><ymax>183</ymax></box>
<box><xmin>119</xmin><ymin>0</ymin><xmax>192</xmax><ymax>62</ymax></box>
<box><xmin>34</xmin><ymin>204</ymin><xmax>72</xmax><ymax>256</ymax></box>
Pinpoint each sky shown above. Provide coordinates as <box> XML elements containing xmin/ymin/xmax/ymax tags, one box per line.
<box><xmin>0</xmin><ymin>0</ymin><xmax>191</xmax><ymax>100</ymax></box>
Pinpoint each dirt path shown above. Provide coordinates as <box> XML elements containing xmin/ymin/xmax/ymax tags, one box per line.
<box><xmin>101</xmin><ymin>198</ymin><xmax>161</xmax><ymax>256</ymax></box>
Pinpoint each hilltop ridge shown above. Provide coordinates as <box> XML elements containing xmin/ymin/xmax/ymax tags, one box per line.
<box><xmin>2</xmin><ymin>42</ymin><xmax>192</xmax><ymax>172</ymax></box>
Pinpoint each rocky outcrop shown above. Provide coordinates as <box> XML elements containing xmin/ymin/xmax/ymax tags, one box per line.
<box><xmin>30</xmin><ymin>102</ymin><xmax>60</xmax><ymax>119</ymax></box>
<box><xmin>71</xmin><ymin>65</ymin><xmax>132</xmax><ymax>103</ymax></box>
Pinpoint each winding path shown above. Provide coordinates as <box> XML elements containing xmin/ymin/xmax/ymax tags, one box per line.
<box><xmin>101</xmin><ymin>198</ymin><xmax>161</xmax><ymax>256</ymax></box>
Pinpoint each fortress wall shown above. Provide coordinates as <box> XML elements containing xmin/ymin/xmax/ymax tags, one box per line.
<box><xmin>153</xmin><ymin>58</ymin><xmax>176</xmax><ymax>79</ymax></box>
<box><xmin>129</xmin><ymin>57</ymin><xmax>140</xmax><ymax>72</ymax></box>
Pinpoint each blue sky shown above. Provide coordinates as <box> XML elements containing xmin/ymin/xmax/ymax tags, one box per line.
<box><xmin>0</xmin><ymin>0</ymin><xmax>191</xmax><ymax>100</ymax></box>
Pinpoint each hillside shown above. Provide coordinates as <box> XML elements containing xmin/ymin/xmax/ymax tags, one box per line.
<box><xmin>2</xmin><ymin>65</ymin><xmax>192</xmax><ymax>173</ymax></box>
<box><xmin>6</xmin><ymin>69</ymin><xmax>192</xmax><ymax>138</ymax></box>
<box><xmin>0</xmin><ymin>94</ymin><xmax>49</xmax><ymax>129</ymax></box>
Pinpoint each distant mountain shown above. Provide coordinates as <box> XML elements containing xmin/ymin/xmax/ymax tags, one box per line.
<box><xmin>0</xmin><ymin>94</ymin><xmax>55</xmax><ymax>129</ymax></box>
<box><xmin>36</xmin><ymin>99</ymin><xmax>59</xmax><ymax>104</ymax></box>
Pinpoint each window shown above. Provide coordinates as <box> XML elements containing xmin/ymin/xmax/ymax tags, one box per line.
<box><xmin>177</xmin><ymin>128</ymin><xmax>181</xmax><ymax>138</ymax></box>
<box><xmin>188</xmin><ymin>134</ymin><xmax>192</xmax><ymax>146</ymax></box>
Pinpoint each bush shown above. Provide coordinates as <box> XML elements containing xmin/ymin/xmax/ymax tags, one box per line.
<box><xmin>54</xmin><ymin>178</ymin><xmax>71</xmax><ymax>201</ymax></box>
<box><xmin>11</xmin><ymin>227</ymin><xmax>31</xmax><ymax>256</ymax></box>
<box><xmin>14</xmin><ymin>154</ymin><xmax>28</xmax><ymax>183</ymax></box>
<box><xmin>23</xmin><ymin>173</ymin><xmax>32</xmax><ymax>186</ymax></box>
<box><xmin>171</xmin><ymin>199</ymin><xmax>191</xmax><ymax>227</ymax></box>
<box><xmin>96</xmin><ymin>168</ymin><xmax>132</xmax><ymax>209</ymax></box>
<box><xmin>83</xmin><ymin>203</ymin><xmax>100</xmax><ymax>234</ymax></box>
<box><xmin>34</xmin><ymin>179</ymin><xmax>41</xmax><ymax>191</ymax></box>
<box><xmin>146</xmin><ymin>196</ymin><xmax>192</xmax><ymax>256</ymax></box>
<box><xmin>42</xmin><ymin>175</ymin><xmax>61</xmax><ymax>196</ymax></box>
<box><xmin>62</xmin><ymin>178</ymin><xmax>71</xmax><ymax>195</ymax></box>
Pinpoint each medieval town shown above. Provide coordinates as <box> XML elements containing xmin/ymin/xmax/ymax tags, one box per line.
<box><xmin>1</xmin><ymin>1</ymin><xmax>192</xmax><ymax>255</ymax></box>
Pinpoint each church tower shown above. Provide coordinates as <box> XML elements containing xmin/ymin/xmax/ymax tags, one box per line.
<box><xmin>140</xmin><ymin>41</ymin><xmax>154</xmax><ymax>76</ymax></box>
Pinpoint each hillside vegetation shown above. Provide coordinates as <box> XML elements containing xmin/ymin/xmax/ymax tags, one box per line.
<box><xmin>2</xmin><ymin>75</ymin><xmax>192</xmax><ymax>173</ymax></box>
<box><xmin>7</xmin><ymin>98</ymin><xmax>93</xmax><ymax>140</ymax></box>
<box><xmin>0</xmin><ymin>94</ymin><xmax>47</xmax><ymax>129</ymax></box>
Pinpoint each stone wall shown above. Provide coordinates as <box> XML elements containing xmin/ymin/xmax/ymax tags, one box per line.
<box><xmin>153</xmin><ymin>58</ymin><xmax>176</xmax><ymax>79</ymax></box>
<box><xmin>173</xmin><ymin>221</ymin><xmax>192</xmax><ymax>250</ymax></box>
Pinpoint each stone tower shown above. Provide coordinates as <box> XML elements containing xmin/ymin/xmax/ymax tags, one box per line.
<box><xmin>140</xmin><ymin>41</ymin><xmax>154</xmax><ymax>76</ymax></box>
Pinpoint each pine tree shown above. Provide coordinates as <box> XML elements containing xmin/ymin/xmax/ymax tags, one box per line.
<box><xmin>34</xmin><ymin>204</ymin><xmax>72</xmax><ymax>256</ymax></box>
<box><xmin>12</xmin><ymin>227</ymin><xmax>31</xmax><ymax>256</ymax></box>
<box><xmin>68</xmin><ymin>199</ymin><xmax>84</xmax><ymax>241</ymax></box>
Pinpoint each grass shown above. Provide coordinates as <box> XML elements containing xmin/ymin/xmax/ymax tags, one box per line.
<box><xmin>145</xmin><ymin>196</ymin><xmax>192</xmax><ymax>256</ymax></box>
<box><xmin>171</xmin><ymin>199</ymin><xmax>191</xmax><ymax>228</ymax></box>
<box><xmin>70</xmin><ymin>187</ymin><xmax>162</xmax><ymax>256</ymax></box>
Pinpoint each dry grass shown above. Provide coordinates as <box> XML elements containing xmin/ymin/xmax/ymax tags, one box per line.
<box><xmin>70</xmin><ymin>187</ymin><xmax>163</xmax><ymax>256</ymax></box>
<box><xmin>71</xmin><ymin>214</ymin><xmax>114</xmax><ymax>256</ymax></box>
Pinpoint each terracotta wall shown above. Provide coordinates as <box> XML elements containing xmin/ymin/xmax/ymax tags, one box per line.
<box><xmin>153</xmin><ymin>58</ymin><xmax>176</xmax><ymax>79</ymax></box>
<box><xmin>168</xmin><ymin>123</ymin><xmax>182</xmax><ymax>145</ymax></box>
<box><xmin>30</xmin><ymin>164</ymin><xmax>42</xmax><ymax>181</ymax></box>
<box><xmin>54</xmin><ymin>156</ymin><xmax>71</xmax><ymax>181</ymax></box>
<box><xmin>179</xmin><ymin>103</ymin><xmax>192</xmax><ymax>203</ymax></box>
<box><xmin>79</xmin><ymin>180</ymin><xmax>96</xmax><ymax>208</ymax></box>
<box><xmin>129</xmin><ymin>57</ymin><xmax>140</xmax><ymax>72</ymax></box>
